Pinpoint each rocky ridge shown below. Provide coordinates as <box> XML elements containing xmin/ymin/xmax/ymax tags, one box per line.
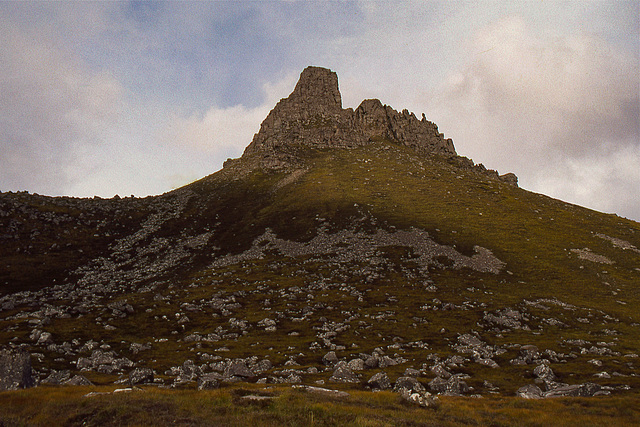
<box><xmin>237</xmin><ymin>66</ymin><xmax>516</xmax><ymax>186</ymax></box>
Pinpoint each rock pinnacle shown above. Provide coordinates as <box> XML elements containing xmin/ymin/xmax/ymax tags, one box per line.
<box><xmin>242</xmin><ymin>66</ymin><xmax>456</xmax><ymax>160</ymax></box>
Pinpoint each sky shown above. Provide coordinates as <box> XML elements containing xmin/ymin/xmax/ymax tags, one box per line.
<box><xmin>1</xmin><ymin>1</ymin><xmax>639</xmax><ymax>221</ymax></box>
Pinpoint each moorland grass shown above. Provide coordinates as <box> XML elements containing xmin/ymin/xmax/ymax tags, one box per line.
<box><xmin>0</xmin><ymin>385</ymin><xmax>638</xmax><ymax>426</ymax></box>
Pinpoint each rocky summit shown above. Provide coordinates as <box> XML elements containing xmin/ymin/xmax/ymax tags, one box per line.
<box><xmin>242</xmin><ymin>66</ymin><xmax>455</xmax><ymax>168</ymax></box>
<box><xmin>1</xmin><ymin>66</ymin><xmax>639</xmax><ymax>409</ymax></box>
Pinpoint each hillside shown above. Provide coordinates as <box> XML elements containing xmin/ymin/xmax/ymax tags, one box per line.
<box><xmin>1</xmin><ymin>67</ymin><xmax>640</xmax><ymax>423</ymax></box>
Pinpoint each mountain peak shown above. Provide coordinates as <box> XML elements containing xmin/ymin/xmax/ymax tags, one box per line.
<box><xmin>289</xmin><ymin>66</ymin><xmax>342</xmax><ymax>112</ymax></box>
<box><xmin>242</xmin><ymin>66</ymin><xmax>456</xmax><ymax>161</ymax></box>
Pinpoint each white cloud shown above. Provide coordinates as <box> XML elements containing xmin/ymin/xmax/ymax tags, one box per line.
<box><xmin>0</xmin><ymin>16</ymin><xmax>123</xmax><ymax>194</ymax></box>
<box><xmin>428</xmin><ymin>16</ymin><xmax>639</xmax><ymax>219</ymax></box>
<box><xmin>161</xmin><ymin>72</ymin><xmax>297</xmax><ymax>160</ymax></box>
<box><xmin>534</xmin><ymin>145</ymin><xmax>640</xmax><ymax>218</ymax></box>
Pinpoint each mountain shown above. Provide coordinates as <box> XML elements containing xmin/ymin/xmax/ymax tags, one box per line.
<box><xmin>1</xmin><ymin>66</ymin><xmax>639</xmax><ymax>405</ymax></box>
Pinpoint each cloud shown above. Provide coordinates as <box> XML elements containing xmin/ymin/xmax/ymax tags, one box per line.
<box><xmin>0</xmin><ymin>12</ymin><xmax>123</xmax><ymax>195</ymax></box>
<box><xmin>535</xmin><ymin>145</ymin><xmax>640</xmax><ymax>217</ymax></box>
<box><xmin>428</xmin><ymin>16</ymin><xmax>639</xmax><ymax>219</ymax></box>
<box><xmin>160</xmin><ymin>72</ymin><xmax>297</xmax><ymax>161</ymax></box>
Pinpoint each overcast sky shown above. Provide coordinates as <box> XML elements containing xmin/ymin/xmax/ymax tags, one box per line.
<box><xmin>1</xmin><ymin>1</ymin><xmax>638</xmax><ymax>220</ymax></box>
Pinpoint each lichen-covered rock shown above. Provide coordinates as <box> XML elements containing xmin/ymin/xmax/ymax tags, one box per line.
<box><xmin>367</xmin><ymin>372</ymin><xmax>391</xmax><ymax>390</ymax></box>
<box><xmin>322</xmin><ymin>351</ymin><xmax>339</xmax><ymax>367</ymax></box>
<box><xmin>430</xmin><ymin>363</ymin><xmax>452</xmax><ymax>379</ymax></box>
<box><xmin>41</xmin><ymin>369</ymin><xmax>71</xmax><ymax>385</ymax></box>
<box><xmin>544</xmin><ymin>382</ymin><xmax>603</xmax><ymax>398</ymax></box>
<box><xmin>63</xmin><ymin>375</ymin><xmax>93</xmax><ymax>386</ymax></box>
<box><xmin>250</xmin><ymin>359</ymin><xmax>272</xmax><ymax>374</ymax></box>
<box><xmin>399</xmin><ymin>389</ymin><xmax>440</xmax><ymax>408</ymax></box>
<box><xmin>347</xmin><ymin>358</ymin><xmax>365</xmax><ymax>371</ymax></box>
<box><xmin>329</xmin><ymin>365</ymin><xmax>360</xmax><ymax>383</ymax></box>
<box><xmin>403</xmin><ymin>368</ymin><xmax>420</xmax><ymax>377</ymax></box>
<box><xmin>129</xmin><ymin>367</ymin><xmax>154</xmax><ymax>386</ymax></box>
<box><xmin>175</xmin><ymin>359</ymin><xmax>202</xmax><ymax>382</ymax></box>
<box><xmin>224</xmin><ymin>360</ymin><xmax>254</xmax><ymax>379</ymax></box>
<box><xmin>197</xmin><ymin>373</ymin><xmax>221</xmax><ymax>390</ymax></box>
<box><xmin>394</xmin><ymin>376</ymin><xmax>426</xmax><ymax>393</ymax></box>
<box><xmin>428</xmin><ymin>375</ymin><xmax>470</xmax><ymax>395</ymax></box>
<box><xmin>533</xmin><ymin>363</ymin><xmax>556</xmax><ymax>384</ymax></box>
<box><xmin>0</xmin><ymin>349</ymin><xmax>34</xmax><ymax>391</ymax></box>
<box><xmin>364</xmin><ymin>354</ymin><xmax>380</xmax><ymax>369</ymax></box>
<box><xmin>516</xmin><ymin>384</ymin><xmax>544</xmax><ymax>399</ymax></box>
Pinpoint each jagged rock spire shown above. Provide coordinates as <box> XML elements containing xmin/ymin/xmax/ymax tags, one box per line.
<box><xmin>242</xmin><ymin>66</ymin><xmax>455</xmax><ymax>159</ymax></box>
<box><xmin>289</xmin><ymin>66</ymin><xmax>342</xmax><ymax>113</ymax></box>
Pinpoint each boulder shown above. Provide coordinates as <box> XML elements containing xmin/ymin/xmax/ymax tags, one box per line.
<box><xmin>129</xmin><ymin>367</ymin><xmax>154</xmax><ymax>386</ymax></box>
<box><xmin>347</xmin><ymin>358</ymin><xmax>364</xmax><ymax>371</ymax></box>
<box><xmin>329</xmin><ymin>365</ymin><xmax>360</xmax><ymax>383</ymax></box>
<box><xmin>224</xmin><ymin>360</ymin><xmax>254</xmax><ymax>379</ymax></box>
<box><xmin>544</xmin><ymin>382</ymin><xmax>602</xmax><ymax>398</ymax></box>
<box><xmin>367</xmin><ymin>372</ymin><xmax>391</xmax><ymax>390</ymax></box>
<box><xmin>250</xmin><ymin>359</ymin><xmax>272</xmax><ymax>374</ymax></box>
<box><xmin>533</xmin><ymin>363</ymin><xmax>556</xmax><ymax>389</ymax></box>
<box><xmin>458</xmin><ymin>334</ymin><xmax>483</xmax><ymax>348</ymax></box>
<box><xmin>403</xmin><ymin>368</ymin><xmax>420</xmax><ymax>377</ymax></box>
<box><xmin>364</xmin><ymin>354</ymin><xmax>380</xmax><ymax>369</ymax></box>
<box><xmin>197</xmin><ymin>373</ymin><xmax>221</xmax><ymax>390</ymax></box>
<box><xmin>282</xmin><ymin>373</ymin><xmax>302</xmax><ymax>384</ymax></box>
<box><xmin>0</xmin><ymin>349</ymin><xmax>35</xmax><ymax>391</ymax></box>
<box><xmin>520</xmin><ymin>345</ymin><xmax>540</xmax><ymax>362</ymax></box>
<box><xmin>90</xmin><ymin>349</ymin><xmax>117</xmax><ymax>366</ymax></box>
<box><xmin>378</xmin><ymin>355</ymin><xmax>398</xmax><ymax>368</ymax></box>
<box><xmin>476</xmin><ymin>357</ymin><xmax>499</xmax><ymax>368</ymax></box>
<box><xmin>177</xmin><ymin>359</ymin><xmax>202</xmax><ymax>382</ymax></box>
<box><xmin>36</xmin><ymin>332</ymin><xmax>53</xmax><ymax>345</ymax></box>
<box><xmin>399</xmin><ymin>389</ymin><xmax>440</xmax><ymax>408</ymax></box>
<box><xmin>63</xmin><ymin>375</ymin><xmax>94</xmax><ymax>386</ymax></box>
<box><xmin>428</xmin><ymin>375</ymin><xmax>470</xmax><ymax>395</ymax></box>
<box><xmin>322</xmin><ymin>351</ymin><xmax>339</xmax><ymax>367</ymax></box>
<box><xmin>41</xmin><ymin>370</ymin><xmax>71</xmax><ymax>385</ymax></box>
<box><xmin>430</xmin><ymin>364</ymin><xmax>452</xmax><ymax>379</ymax></box>
<box><xmin>394</xmin><ymin>376</ymin><xmax>426</xmax><ymax>393</ymax></box>
<box><xmin>76</xmin><ymin>357</ymin><xmax>92</xmax><ymax>370</ymax></box>
<box><xmin>516</xmin><ymin>384</ymin><xmax>544</xmax><ymax>399</ymax></box>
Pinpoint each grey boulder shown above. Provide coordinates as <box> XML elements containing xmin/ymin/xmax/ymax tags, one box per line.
<box><xmin>367</xmin><ymin>372</ymin><xmax>391</xmax><ymax>390</ymax></box>
<box><xmin>0</xmin><ymin>349</ymin><xmax>35</xmax><ymax>391</ymax></box>
<box><xmin>129</xmin><ymin>367</ymin><xmax>154</xmax><ymax>385</ymax></box>
<box><xmin>394</xmin><ymin>376</ymin><xmax>426</xmax><ymax>393</ymax></box>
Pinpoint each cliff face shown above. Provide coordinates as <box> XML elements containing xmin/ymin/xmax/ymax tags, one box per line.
<box><xmin>242</xmin><ymin>66</ymin><xmax>455</xmax><ymax>159</ymax></box>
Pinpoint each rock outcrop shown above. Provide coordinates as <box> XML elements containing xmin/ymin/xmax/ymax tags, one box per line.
<box><xmin>242</xmin><ymin>66</ymin><xmax>456</xmax><ymax>162</ymax></box>
<box><xmin>238</xmin><ymin>66</ymin><xmax>517</xmax><ymax>185</ymax></box>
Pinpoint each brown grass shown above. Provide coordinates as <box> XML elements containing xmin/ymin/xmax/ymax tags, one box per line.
<box><xmin>0</xmin><ymin>386</ymin><xmax>638</xmax><ymax>426</ymax></box>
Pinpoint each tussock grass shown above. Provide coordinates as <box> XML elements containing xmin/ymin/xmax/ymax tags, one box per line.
<box><xmin>1</xmin><ymin>386</ymin><xmax>638</xmax><ymax>426</ymax></box>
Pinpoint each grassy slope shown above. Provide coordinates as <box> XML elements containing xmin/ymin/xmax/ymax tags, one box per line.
<box><xmin>129</xmin><ymin>141</ymin><xmax>638</xmax><ymax>391</ymax></box>
<box><xmin>192</xmin><ymin>142</ymin><xmax>639</xmax><ymax>317</ymax></box>
<box><xmin>1</xmin><ymin>141</ymin><xmax>639</xmax><ymax>424</ymax></box>
<box><xmin>0</xmin><ymin>194</ymin><xmax>154</xmax><ymax>295</ymax></box>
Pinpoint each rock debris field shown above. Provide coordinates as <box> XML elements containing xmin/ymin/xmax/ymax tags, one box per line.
<box><xmin>1</xmin><ymin>217</ymin><xmax>638</xmax><ymax>403</ymax></box>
